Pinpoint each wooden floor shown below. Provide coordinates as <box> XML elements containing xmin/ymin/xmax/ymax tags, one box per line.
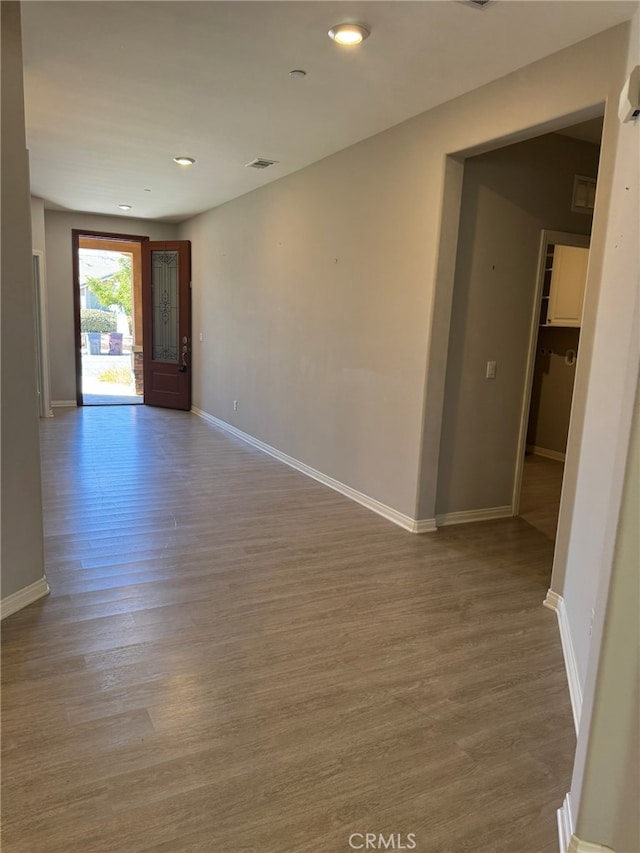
<box><xmin>519</xmin><ymin>454</ymin><xmax>565</xmax><ymax>542</ymax></box>
<box><xmin>1</xmin><ymin>407</ymin><xmax>574</xmax><ymax>853</ymax></box>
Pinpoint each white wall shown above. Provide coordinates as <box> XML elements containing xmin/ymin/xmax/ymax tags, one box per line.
<box><xmin>1</xmin><ymin>3</ymin><xmax>46</xmax><ymax>603</ymax></box>
<box><xmin>553</xmin><ymin>13</ymin><xmax>640</xmax><ymax>691</ymax></box>
<box><xmin>568</xmin><ymin>382</ymin><xmax>639</xmax><ymax>851</ymax></box>
<box><xmin>559</xmin><ymin>13</ymin><xmax>640</xmax><ymax>846</ymax></box>
<box><xmin>44</xmin><ymin>211</ymin><xmax>178</xmax><ymax>402</ymax></box>
<box><xmin>436</xmin><ymin>132</ymin><xmax>597</xmax><ymax>515</ymax></box>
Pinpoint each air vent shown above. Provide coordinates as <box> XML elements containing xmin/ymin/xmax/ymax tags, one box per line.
<box><xmin>572</xmin><ymin>175</ymin><xmax>597</xmax><ymax>214</ymax></box>
<box><xmin>468</xmin><ymin>0</ymin><xmax>491</xmax><ymax>6</ymax></box>
<box><xmin>246</xmin><ymin>158</ymin><xmax>279</xmax><ymax>170</ymax></box>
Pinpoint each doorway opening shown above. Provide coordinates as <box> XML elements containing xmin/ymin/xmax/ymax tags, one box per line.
<box><xmin>434</xmin><ymin>114</ymin><xmax>603</xmax><ymax>551</ymax></box>
<box><xmin>73</xmin><ymin>231</ymin><xmax>147</xmax><ymax>406</ymax></box>
<box><xmin>516</xmin><ymin>230</ymin><xmax>591</xmax><ymax>541</ymax></box>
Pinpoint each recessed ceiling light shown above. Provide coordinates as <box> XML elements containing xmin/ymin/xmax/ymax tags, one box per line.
<box><xmin>289</xmin><ymin>69</ymin><xmax>307</xmax><ymax>78</ymax></box>
<box><xmin>173</xmin><ymin>156</ymin><xmax>195</xmax><ymax>166</ymax></box>
<box><xmin>328</xmin><ymin>23</ymin><xmax>369</xmax><ymax>46</ymax></box>
<box><xmin>118</xmin><ymin>204</ymin><xmax>132</xmax><ymax>210</ymax></box>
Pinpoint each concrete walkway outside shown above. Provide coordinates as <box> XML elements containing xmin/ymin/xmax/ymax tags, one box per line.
<box><xmin>81</xmin><ymin>352</ymin><xmax>142</xmax><ymax>405</ymax></box>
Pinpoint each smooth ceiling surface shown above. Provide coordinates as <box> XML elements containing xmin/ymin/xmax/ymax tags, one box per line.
<box><xmin>21</xmin><ymin>1</ymin><xmax>636</xmax><ymax>222</ymax></box>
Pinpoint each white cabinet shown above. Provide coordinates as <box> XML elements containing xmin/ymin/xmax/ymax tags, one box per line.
<box><xmin>539</xmin><ymin>241</ymin><xmax>589</xmax><ymax>328</ymax></box>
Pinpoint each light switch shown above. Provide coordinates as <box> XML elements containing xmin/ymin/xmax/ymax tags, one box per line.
<box><xmin>486</xmin><ymin>361</ymin><xmax>497</xmax><ymax>379</ymax></box>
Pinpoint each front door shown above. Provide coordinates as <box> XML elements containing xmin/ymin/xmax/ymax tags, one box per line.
<box><xmin>142</xmin><ymin>241</ymin><xmax>191</xmax><ymax>410</ymax></box>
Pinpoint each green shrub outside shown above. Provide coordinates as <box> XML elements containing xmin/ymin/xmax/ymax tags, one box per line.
<box><xmin>80</xmin><ymin>309</ymin><xmax>117</xmax><ymax>333</ymax></box>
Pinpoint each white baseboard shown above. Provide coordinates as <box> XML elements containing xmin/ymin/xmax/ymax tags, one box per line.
<box><xmin>51</xmin><ymin>400</ymin><xmax>77</xmax><ymax>408</ymax></box>
<box><xmin>1</xmin><ymin>576</ymin><xmax>50</xmax><ymax>620</ymax></box>
<box><xmin>413</xmin><ymin>518</ymin><xmax>438</xmax><ymax>533</ymax></box>
<box><xmin>435</xmin><ymin>505</ymin><xmax>513</xmax><ymax>527</ymax></box>
<box><xmin>557</xmin><ymin>793</ymin><xmax>617</xmax><ymax>853</ymax></box>
<box><xmin>568</xmin><ymin>837</ymin><xmax>615</xmax><ymax>853</ymax></box>
<box><xmin>557</xmin><ymin>793</ymin><xmax>574</xmax><ymax>853</ymax></box>
<box><xmin>544</xmin><ymin>590</ymin><xmax>582</xmax><ymax>733</ymax></box>
<box><xmin>527</xmin><ymin>444</ymin><xmax>566</xmax><ymax>462</ymax></box>
<box><xmin>191</xmin><ymin>407</ymin><xmax>436</xmax><ymax>535</ymax></box>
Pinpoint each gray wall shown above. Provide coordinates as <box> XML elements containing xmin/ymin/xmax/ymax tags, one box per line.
<box><xmin>1</xmin><ymin>1</ymin><xmax>45</xmax><ymax>599</ymax></box>
<box><xmin>436</xmin><ymin>132</ymin><xmax>598</xmax><ymax>515</ymax></box>
<box><xmin>31</xmin><ymin>196</ymin><xmax>46</xmax><ymax>253</ymax></box>
<box><xmin>527</xmin><ymin>325</ymin><xmax>581</xmax><ymax>455</ymax></box>
<box><xmin>180</xmin><ymin>27</ymin><xmax>626</xmax><ymax>522</ymax></box>
<box><xmin>44</xmin><ymin>211</ymin><xmax>178</xmax><ymax>402</ymax></box>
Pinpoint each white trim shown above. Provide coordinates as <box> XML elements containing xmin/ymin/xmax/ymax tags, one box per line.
<box><xmin>568</xmin><ymin>837</ymin><xmax>615</xmax><ymax>853</ymax></box>
<box><xmin>32</xmin><ymin>251</ymin><xmax>54</xmax><ymax>419</ymax></box>
<box><xmin>435</xmin><ymin>505</ymin><xmax>512</xmax><ymax>527</ymax></box>
<box><xmin>413</xmin><ymin>518</ymin><xmax>438</xmax><ymax>534</ymax></box>
<box><xmin>52</xmin><ymin>400</ymin><xmax>77</xmax><ymax>408</ymax></box>
<box><xmin>544</xmin><ymin>590</ymin><xmax>582</xmax><ymax>733</ymax></box>
<box><xmin>513</xmin><ymin>231</ymin><xmax>549</xmax><ymax>516</ymax></box>
<box><xmin>527</xmin><ymin>444</ymin><xmax>567</xmax><ymax>462</ymax></box>
<box><xmin>191</xmin><ymin>407</ymin><xmax>436</xmax><ymax>534</ymax></box>
<box><xmin>1</xmin><ymin>576</ymin><xmax>50</xmax><ymax>620</ymax></box>
<box><xmin>557</xmin><ymin>793</ymin><xmax>575</xmax><ymax>853</ymax></box>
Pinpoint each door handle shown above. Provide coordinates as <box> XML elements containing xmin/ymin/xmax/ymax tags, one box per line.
<box><xmin>179</xmin><ymin>337</ymin><xmax>189</xmax><ymax>372</ymax></box>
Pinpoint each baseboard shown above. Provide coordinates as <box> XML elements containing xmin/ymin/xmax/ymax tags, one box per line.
<box><xmin>435</xmin><ymin>505</ymin><xmax>513</xmax><ymax>527</ymax></box>
<box><xmin>557</xmin><ymin>793</ymin><xmax>574</xmax><ymax>853</ymax></box>
<box><xmin>544</xmin><ymin>590</ymin><xmax>582</xmax><ymax>733</ymax></box>
<box><xmin>568</xmin><ymin>837</ymin><xmax>615</xmax><ymax>853</ymax></box>
<box><xmin>51</xmin><ymin>400</ymin><xmax>77</xmax><ymax>408</ymax></box>
<box><xmin>413</xmin><ymin>518</ymin><xmax>438</xmax><ymax>533</ymax></box>
<box><xmin>1</xmin><ymin>576</ymin><xmax>50</xmax><ymax>620</ymax></box>
<box><xmin>191</xmin><ymin>407</ymin><xmax>436</xmax><ymax>534</ymax></box>
<box><xmin>527</xmin><ymin>444</ymin><xmax>566</xmax><ymax>462</ymax></box>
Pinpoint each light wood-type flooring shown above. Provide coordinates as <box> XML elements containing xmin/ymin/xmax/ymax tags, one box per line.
<box><xmin>1</xmin><ymin>406</ymin><xmax>574</xmax><ymax>853</ymax></box>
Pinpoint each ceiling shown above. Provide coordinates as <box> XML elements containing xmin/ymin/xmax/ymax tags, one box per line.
<box><xmin>556</xmin><ymin>117</ymin><xmax>605</xmax><ymax>144</ymax></box>
<box><xmin>21</xmin><ymin>1</ymin><xmax>636</xmax><ymax>223</ymax></box>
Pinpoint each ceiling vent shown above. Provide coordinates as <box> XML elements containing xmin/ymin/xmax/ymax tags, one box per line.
<box><xmin>246</xmin><ymin>158</ymin><xmax>278</xmax><ymax>170</ymax></box>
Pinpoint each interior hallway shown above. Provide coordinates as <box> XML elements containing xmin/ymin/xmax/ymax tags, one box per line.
<box><xmin>520</xmin><ymin>455</ymin><xmax>565</xmax><ymax>542</ymax></box>
<box><xmin>1</xmin><ymin>406</ymin><xmax>575</xmax><ymax>853</ymax></box>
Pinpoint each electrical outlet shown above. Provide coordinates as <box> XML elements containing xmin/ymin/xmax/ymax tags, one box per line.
<box><xmin>199</xmin><ymin>332</ymin><xmax>203</xmax><ymax>342</ymax></box>
<box><xmin>486</xmin><ymin>361</ymin><xmax>497</xmax><ymax>379</ymax></box>
<box><xmin>233</xmin><ymin>400</ymin><xmax>238</xmax><ymax>412</ymax></box>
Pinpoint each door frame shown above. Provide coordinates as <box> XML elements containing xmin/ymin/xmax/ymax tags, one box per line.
<box><xmin>511</xmin><ymin>230</ymin><xmax>591</xmax><ymax>516</ymax></box>
<box><xmin>72</xmin><ymin>229</ymin><xmax>148</xmax><ymax>405</ymax></box>
<box><xmin>32</xmin><ymin>250</ymin><xmax>53</xmax><ymax>418</ymax></box>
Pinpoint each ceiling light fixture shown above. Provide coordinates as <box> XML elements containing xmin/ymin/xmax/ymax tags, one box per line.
<box><xmin>173</xmin><ymin>156</ymin><xmax>195</xmax><ymax>166</ymax></box>
<box><xmin>118</xmin><ymin>204</ymin><xmax>132</xmax><ymax>210</ymax></box>
<box><xmin>328</xmin><ymin>23</ymin><xmax>369</xmax><ymax>46</ymax></box>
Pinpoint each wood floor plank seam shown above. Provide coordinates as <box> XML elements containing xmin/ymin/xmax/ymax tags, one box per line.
<box><xmin>1</xmin><ymin>407</ymin><xmax>573</xmax><ymax>853</ymax></box>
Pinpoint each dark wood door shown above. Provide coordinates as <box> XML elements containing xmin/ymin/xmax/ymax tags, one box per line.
<box><xmin>142</xmin><ymin>241</ymin><xmax>191</xmax><ymax>410</ymax></box>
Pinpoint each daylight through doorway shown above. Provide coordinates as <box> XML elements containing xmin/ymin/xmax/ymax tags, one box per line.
<box><xmin>77</xmin><ymin>238</ymin><xmax>143</xmax><ymax>405</ymax></box>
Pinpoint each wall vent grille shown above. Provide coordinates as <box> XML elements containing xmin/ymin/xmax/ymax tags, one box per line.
<box><xmin>572</xmin><ymin>175</ymin><xmax>597</xmax><ymax>214</ymax></box>
<box><xmin>246</xmin><ymin>158</ymin><xmax>279</xmax><ymax>169</ymax></box>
